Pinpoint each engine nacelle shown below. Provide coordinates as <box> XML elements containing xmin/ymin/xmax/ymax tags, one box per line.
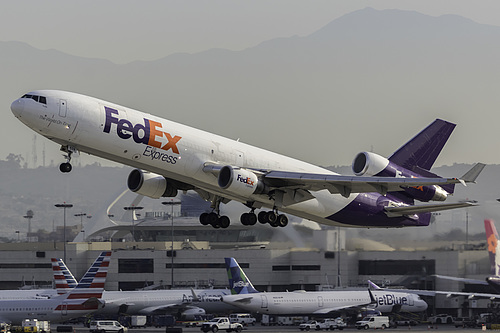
<box><xmin>352</xmin><ymin>152</ymin><xmax>448</xmax><ymax>202</ymax></box>
<box><xmin>352</xmin><ymin>152</ymin><xmax>390</xmax><ymax>176</ymax></box>
<box><xmin>181</xmin><ymin>307</ymin><xmax>206</xmax><ymax>320</ymax></box>
<box><xmin>127</xmin><ymin>169</ymin><xmax>178</xmax><ymax>199</ymax></box>
<box><xmin>218</xmin><ymin>166</ymin><xmax>265</xmax><ymax>196</ymax></box>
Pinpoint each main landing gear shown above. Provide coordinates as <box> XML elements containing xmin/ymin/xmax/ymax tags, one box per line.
<box><xmin>199</xmin><ymin>208</ymin><xmax>289</xmax><ymax>229</ymax></box>
<box><xmin>59</xmin><ymin>145</ymin><xmax>77</xmax><ymax>173</ymax></box>
<box><xmin>199</xmin><ymin>196</ymin><xmax>231</xmax><ymax>229</ymax></box>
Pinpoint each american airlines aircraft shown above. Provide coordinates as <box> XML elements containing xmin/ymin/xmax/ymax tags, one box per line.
<box><xmin>221</xmin><ymin>258</ymin><xmax>428</xmax><ymax>315</ymax></box>
<box><xmin>0</xmin><ymin>251</ymin><xmax>110</xmax><ymax>324</ymax></box>
<box><xmin>0</xmin><ymin>257</ymin><xmax>237</xmax><ymax>318</ymax></box>
<box><xmin>11</xmin><ymin>91</ymin><xmax>484</xmax><ymax>229</ymax></box>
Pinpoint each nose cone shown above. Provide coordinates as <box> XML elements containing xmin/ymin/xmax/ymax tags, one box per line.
<box><xmin>11</xmin><ymin>98</ymin><xmax>25</xmax><ymax>117</ymax></box>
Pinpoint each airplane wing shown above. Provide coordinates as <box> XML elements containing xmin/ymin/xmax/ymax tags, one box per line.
<box><xmin>384</xmin><ymin>201</ymin><xmax>478</xmax><ymax>217</ymax></box>
<box><xmin>139</xmin><ymin>303</ymin><xmax>197</xmax><ymax>314</ymax></box>
<box><xmin>375</xmin><ymin>287</ymin><xmax>500</xmax><ymax>300</ymax></box>
<box><xmin>433</xmin><ymin>274</ymin><xmax>489</xmax><ymax>285</ymax></box>
<box><xmin>263</xmin><ymin>163</ymin><xmax>485</xmax><ymax>198</ymax></box>
<box><xmin>313</xmin><ymin>289</ymin><xmax>377</xmax><ymax>314</ymax></box>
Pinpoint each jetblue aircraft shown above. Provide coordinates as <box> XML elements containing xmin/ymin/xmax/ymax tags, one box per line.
<box><xmin>221</xmin><ymin>258</ymin><xmax>427</xmax><ymax>315</ymax></box>
<box><xmin>0</xmin><ymin>251</ymin><xmax>110</xmax><ymax>324</ymax></box>
<box><xmin>11</xmin><ymin>91</ymin><xmax>484</xmax><ymax>229</ymax></box>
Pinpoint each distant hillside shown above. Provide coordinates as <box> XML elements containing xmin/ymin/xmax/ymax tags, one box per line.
<box><xmin>2</xmin><ymin>7</ymin><xmax>500</xmax><ymax>168</ymax></box>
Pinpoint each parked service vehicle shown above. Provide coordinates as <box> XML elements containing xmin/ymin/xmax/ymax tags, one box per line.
<box><xmin>299</xmin><ymin>320</ymin><xmax>319</xmax><ymax>331</ymax></box>
<box><xmin>316</xmin><ymin>318</ymin><xmax>346</xmax><ymax>330</ymax></box>
<box><xmin>201</xmin><ymin>317</ymin><xmax>243</xmax><ymax>333</ymax></box>
<box><xmin>89</xmin><ymin>321</ymin><xmax>127</xmax><ymax>333</ymax></box>
<box><xmin>229</xmin><ymin>313</ymin><xmax>256</xmax><ymax>326</ymax></box>
<box><xmin>0</xmin><ymin>322</ymin><xmax>11</xmax><ymax>333</ymax></box>
<box><xmin>355</xmin><ymin>316</ymin><xmax>389</xmax><ymax>330</ymax></box>
<box><xmin>454</xmin><ymin>317</ymin><xmax>476</xmax><ymax>328</ymax></box>
<box><xmin>428</xmin><ymin>314</ymin><xmax>454</xmax><ymax>324</ymax></box>
<box><xmin>22</xmin><ymin>319</ymin><xmax>50</xmax><ymax>333</ymax></box>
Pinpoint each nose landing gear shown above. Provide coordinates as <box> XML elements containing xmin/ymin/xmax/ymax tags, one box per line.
<box><xmin>59</xmin><ymin>145</ymin><xmax>78</xmax><ymax>173</ymax></box>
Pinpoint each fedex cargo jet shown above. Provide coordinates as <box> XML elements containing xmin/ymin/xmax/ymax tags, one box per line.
<box><xmin>11</xmin><ymin>91</ymin><xmax>484</xmax><ymax>229</ymax></box>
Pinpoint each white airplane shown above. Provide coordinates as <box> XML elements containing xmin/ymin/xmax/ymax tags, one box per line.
<box><xmin>11</xmin><ymin>91</ymin><xmax>484</xmax><ymax>229</ymax></box>
<box><xmin>0</xmin><ymin>257</ymin><xmax>238</xmax><ymax>318</ymax></box>
<box><xmin>0</xmin><ymin>251</ymin><xmax>110</xmax><ymax>324</ymax></box>
<box><xmin>221</xmin><ymin>258</ymin><xmax>428</xmax><ymax>315</ymax></box>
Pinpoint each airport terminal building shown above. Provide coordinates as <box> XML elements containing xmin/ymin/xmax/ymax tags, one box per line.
<box><xmin>0</xmin><ymin>209</ymin><xmax>494</xmax><ymax>319</ymax></box>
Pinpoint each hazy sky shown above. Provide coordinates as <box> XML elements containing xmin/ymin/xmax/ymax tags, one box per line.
<box><xmin>2</xmin><ymin>1</ymin><xmax>500</xmax><ymax>64</ymax></box>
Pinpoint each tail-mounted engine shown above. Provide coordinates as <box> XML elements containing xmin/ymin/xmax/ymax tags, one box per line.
<box><xmin>127</xmin><ymin>169</ymin><xmax>178</xmax><ymax>199</ymax></box>
<box><xmin>218</xmin><ymin>166</ymin><xmax>266</xmax><ymax>197</ymax></box>
<box><xmin>352</xmin><ymin>152</ymin><xmax>448</xmax><ymax>202</ymax></box>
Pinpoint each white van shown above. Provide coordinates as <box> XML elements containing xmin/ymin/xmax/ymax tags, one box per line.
<box><xmin>229</xmin><ymin>313</ymin><xmax>257</xmax><ymax>326</ymax></box>
<box><xmin>355</xmin><ymin>316</ymin><xmax>389</xmax><ymax>330</ymax></box>
<box><xmin>89</xmin><ymin>321</ymin><xmax>127</xmax><ymax>333</ymax></box>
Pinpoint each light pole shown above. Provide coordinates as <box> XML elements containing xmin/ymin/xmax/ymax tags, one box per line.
<box><xmin>23</xmin><ymin>210</ymin><xmax>34</xmax><ymax>242</ymax></box>
<box><xmin>162</xmin><ymin>200</ymin><xmax>181</xmax><ymax>288</ymax></box>
<box><xmin>123</xmin><ymin>206</ymin><xmax>143</xmax><ymax>241</ymax></box>
<box><xmin>55</xmin><ymin>203</ymin><xmax>73</xmax><ymax>262</ymax></box>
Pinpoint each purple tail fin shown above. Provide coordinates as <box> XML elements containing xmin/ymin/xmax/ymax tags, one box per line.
<box><xmin>389</xmin><ymin>119</ymin><xmax>456</xmax><ymax>193</ymax></box>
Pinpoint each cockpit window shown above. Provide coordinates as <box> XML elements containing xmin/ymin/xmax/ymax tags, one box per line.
<box><xmin>21</xmin><ymin>94</ymin><xmax>47</xmax><ymax>105</ymax></box>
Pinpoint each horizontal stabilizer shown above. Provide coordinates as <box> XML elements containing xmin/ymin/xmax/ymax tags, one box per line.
<box><xmin>461</xmin><ymin>163</ymin><xmax>486</xmax><ymax>183</ymax></box>
<box><xmin>385</xmin><ymin>201</ymin><xmax>478</xmax><ymax>217</ymax></box>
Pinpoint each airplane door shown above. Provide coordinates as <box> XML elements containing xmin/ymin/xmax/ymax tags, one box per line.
<box><xmin>318</xmin><ymin>296</ymin><xmax>324</xmax><ymax>307</ymax></box>
<box><xmin>408</xmin><ymin>294</ymin><xmax>414</xmax><ymax>306</ymax></box>
<box><xmin>59</xmin><ymin>99</ymin><xmax>67</xmax><ymax>117</ymax></box>
<box><xmin>61</xmin><ymin>301</ymin><xmax>68</xmax><ymax>316</ymax></box>
<box><xmin>260</xmin><ymin>295</ymin><xmax>268</xmax><ymax>309</ymax></box>
<box><xmin>235</xmin><ymin>150</ymin><xmax>244</xmax><ymax>166</ymax></box>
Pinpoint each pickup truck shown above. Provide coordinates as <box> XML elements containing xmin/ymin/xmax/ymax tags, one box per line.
<box><xmin>299</xmin><ymin>320</ymin><xmax>319</xmax><ymax>331</ymax></box>
<box><xmin>316</xmin><ymin>318</ymin><xmax>347</xmax><ymax>330</ymax></box>
<box><xmin>201</xmin><ymin>317</ymin><xmax>243</xmax><ymax>333</ymax></box>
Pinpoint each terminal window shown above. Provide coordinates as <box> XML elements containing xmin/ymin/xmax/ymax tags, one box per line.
<box><xmin>358</xmin><ymin>259</ymin><xmax>435</xmax><ymax>275</ymax></box>
<box><xmin>118</xmin><ymin>259</ymin><xmax>154</xmax><ymax>273</ymax></box>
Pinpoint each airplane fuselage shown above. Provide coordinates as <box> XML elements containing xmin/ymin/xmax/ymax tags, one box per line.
<box><xmin>221</xmin><ymin>289</ymin><xmax>427</xmax><ymax>315</ymax></box>
<box><xmin>0</xmin><ymin>288</ymin><xmax>237</xmax><ymax>316</ymax></box>
<box><xmin>11</xmin><ymin>90</ymin><xmax>457</xmax><ymax>228</ymax></box>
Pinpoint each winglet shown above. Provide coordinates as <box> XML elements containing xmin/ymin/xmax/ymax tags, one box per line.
<box><xmin>460</xmin><ymin>163</ymin><xmax>486</xmax><ymax>184</ymax></box>
<box><xmin>190</xmin><ymin>287</ymin><xmax>200</xmax><ymax>302</ymax></box>
<box><xmin>368</xmin><ymin>280</ymin><xmax>382</xmax><ymax>290</ymax></box>
<box><xmin>368</xmin><ymin>289</ymin><xmax>377</xmax><ymax>304</ymax></box>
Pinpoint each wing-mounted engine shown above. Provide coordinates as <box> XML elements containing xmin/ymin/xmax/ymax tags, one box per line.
<box><xmin>218</xmin><ymin>166</ymin><xmax>267</xmax><ymax>196</ymax></box>
<box><xmin>352</xmin><ymin>152</ymin><xmax>448</xmax><ymax>202</ymax></box>
<box><xmin>127</xmin><ymin>169</ymin><xmax>178</xmax><ymax>199</ymax></box>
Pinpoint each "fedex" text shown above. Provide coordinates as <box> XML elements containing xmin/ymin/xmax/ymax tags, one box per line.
<box><xmin>103</xmin><ymin>107</ymin><xmax>182</xmax><ymax>154</ymax></box>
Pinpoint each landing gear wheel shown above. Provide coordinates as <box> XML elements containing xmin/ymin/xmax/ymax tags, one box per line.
<box><xmin>199</xmin><ymin>213</ymin><xmax>210</xmax><ymax>225</ymax></box>
<box><xmin>265</xmin><ymin>211</ymin><xmax>277</xmax><ymax>224</ymax></box>
<box><xmin>59</xmin><ymin>162</ymin><xmax>72</xmax><ymax>173</ymax></box>
<box><xmin>207</xmin><ymin>212</ymin><xmax>219</xmax><ymax>227</ymax></box>
<box><xmin>247</xmin><ymin>212</ymin><xmax>257</xmax><ymax>225</ymax></box>
<box><xmin>277</xmin><ymin>214</ymin><xmax>288</xmax><ymax>227</ymax></box>
<box><xmin>258</xmin><ymin>211</ymin><xmax>268</xmax><ymax>224</ymax></box>
<box><xmin>240</xmin><ymin>212</ymin><xmax>257</xmax><ymax>226</ymax></box>
<box><xmin>218</xmin><ymin>215</ymin><xmax>230</xmax><ymax>228</ymax></box>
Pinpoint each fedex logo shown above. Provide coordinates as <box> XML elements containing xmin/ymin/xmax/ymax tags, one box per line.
<box><xmin>103</xmin><ymin>107</ymin><xmax>181</xmax><ymax>154</ymax></box>
<box><xmin>237</xmin><ymin>174</ymin><xmax>254</xmax><ymax>186</ymax></box>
